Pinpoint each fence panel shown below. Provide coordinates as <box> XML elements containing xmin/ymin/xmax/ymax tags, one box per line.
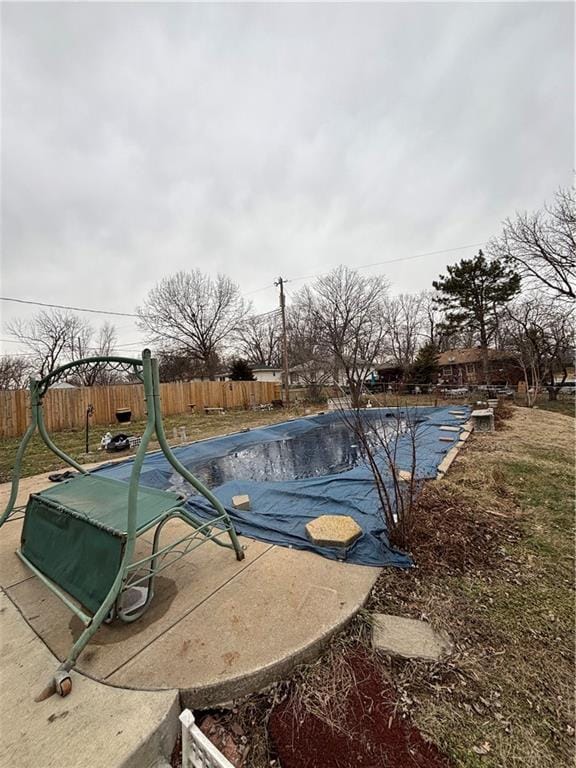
<box><xmin>180</xmin><ymin>710</ymin><xmax>235</xmax><ymax>768</ymax></box>
<box><xmin>0</xmin><ymin>380</ymin><xmax>282</xmax><ymax>438</ymax></box>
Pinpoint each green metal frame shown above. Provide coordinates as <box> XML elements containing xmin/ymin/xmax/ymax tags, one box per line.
<box><xmin>0</xmin><ymin>349</ymin><xmax>244</xmax><ymax>693</ymax></box>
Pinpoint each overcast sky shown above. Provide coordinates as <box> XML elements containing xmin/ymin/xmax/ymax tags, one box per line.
<box><xmin>1</xmin><ymin>1</ymin><xmax>573</xmax><ymax>354</ymax></box>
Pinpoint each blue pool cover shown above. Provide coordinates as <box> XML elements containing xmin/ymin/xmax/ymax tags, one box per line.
<box><xmin>94</xmin><ymin>406</ymin><xmax>470</xmax><ymax>568</ymax></box>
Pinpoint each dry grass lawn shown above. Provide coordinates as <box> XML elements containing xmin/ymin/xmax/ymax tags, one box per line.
<box><xmin>233</xmin><ymin>406</ymin><xmax>574</xmax><ymax>768</ymax></box>
<box><xmin>364</xmin><ymin>406</ymin><xmax>574</xmax><ymax>768</ymax></box>
<box><xmin>0</xmin><ymin>406</ymin><xmax>309</xmax><ymax>483</ymax></box>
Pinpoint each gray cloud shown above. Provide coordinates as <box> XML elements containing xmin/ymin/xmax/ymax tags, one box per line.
<box><xmin>1</xmin><ymin>2</ymin><xmax>573</xmax><ymax>350</ymax></box>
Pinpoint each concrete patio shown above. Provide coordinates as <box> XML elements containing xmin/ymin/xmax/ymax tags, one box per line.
<box><xmin>0</xmin><ymin>471</ymin><xmax>380</xmax><ymax>765</ymax></box>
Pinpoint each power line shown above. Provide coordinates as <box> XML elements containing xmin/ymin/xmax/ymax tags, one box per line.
<box><xmin>0</xmin><ymin>296</ymin><xmax>139</xmax><ymax>317</ymax></box>
<box><xmin>288</xmin><ymin>242</ymin><xmax>486</xmax><ymax>284</ymax></box>
<box><xmin>0</xmin><ymin>296</ymin><xmax>279</xmax><ymax>321</ymax></box>
<box><xmin>244</xmin><ymin>284</ymin><xmax>276</xmax><ymax>296</ymax></box>
<box><xmin>1</xmin><ymin>240</ymin><xmax>483</xmax><ymax>324</ymax></box>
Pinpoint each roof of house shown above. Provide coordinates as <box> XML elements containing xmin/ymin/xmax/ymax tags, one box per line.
<box><xmin>289</xmin><ymin>361</ymin><xmax>334</xmax><ymax>373</ymax></box>
<box><xmin>249</xmin><ymin>364</ymin><xmax>282</xmax><ymax>372</ymax></box>
<box><xmin>438</xmin><ymin>348</ymin><xmax>513</xmax><ymax>366</ymax></box>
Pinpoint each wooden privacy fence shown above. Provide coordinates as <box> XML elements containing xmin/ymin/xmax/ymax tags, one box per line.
<box><xmin>0</xmin><ymin>380</ymin><xmax>282</xmax><ymax>438</ymax></box>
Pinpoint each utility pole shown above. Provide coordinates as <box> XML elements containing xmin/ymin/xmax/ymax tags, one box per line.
<box><xmin>275</xmin><ymin>277</ymin><xmax>290</xmax><ymax>405</ymax></box>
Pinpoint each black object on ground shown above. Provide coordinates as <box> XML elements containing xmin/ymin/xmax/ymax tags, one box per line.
<box><xmin>106</xmin><ymin>434</ymin><xmax>131</xmax><ymax>452</ymax></box>
<box><xmin>48</xmin><ymin>471</ymin><xmax>77</xmax><ymax>483</ymax></box>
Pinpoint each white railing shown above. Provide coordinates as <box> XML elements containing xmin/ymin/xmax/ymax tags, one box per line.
<box><xmin>179</xmin><ymin>710</ymin><xmax>237</xmax><ymax>768</ymax></box>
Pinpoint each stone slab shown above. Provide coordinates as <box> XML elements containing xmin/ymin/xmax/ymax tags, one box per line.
<box><xmin>471</xmin><ymin>410</ymin><xmax>495</xmax><ymax>433</ymax></box>
<box><xmin>439</xmin><ymin>425</ymin><xmax>460</xmax><ymax>432</ymax></box>
<box><xmin>398</xmin><ymin>470</ymin><xmax>412</xmax><ymax>482</ymax></box>
<box><xmin>108</xmin><ymin>546</ymin><xmax>380</xmax><ymax>708</ymax></box>
<box><xmin>371</xmin><ymin>613</ymin><xmax>453</xmax><ymax>661</ymax></box>
<box><xmin>7</xmin><ymin>523</ymin><xmax>270</xmax><ymax>680</ymax></box>
<box><xmin>0</xmin><ymin>590</ymin><xmax>179</xmax><ymax>768</ymax></box>
<box><xmin>305</xmin><ymin>514</ymin><xmax>363</xmax><ymax>548</ymax></box>
<box><xmin>232</xmin><ymin>494</ymin><xmax>251</xmax><ymax>511</ymax></box>
<box><xmin>437</xmin><ymin>419</ymin><xmax>473</xmax><ymax>478</ymax></box>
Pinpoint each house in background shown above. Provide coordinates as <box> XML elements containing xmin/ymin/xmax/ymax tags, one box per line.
<box><xmin>289</xmin><ymin>362</ymin><xmax>347</xmax><ymax>387</ymax></box>
<box><xmin>210</xmin><ymin>365</ymin><xmax>282</xmax><ymax>383</ymax></box>
<box><xmin>249</xmin><ymin>365</ymin><xmax>283</xmax><ymax>383</ymax></box>
<box><xmin>438</xmin><ymin>348</ymin><xmax>522</xmax><ymax>387</ymax></box>
<box><xmin>374</xmin><ymin>362</ymin><xmax>404</xmax><ymax>386</ymax></box>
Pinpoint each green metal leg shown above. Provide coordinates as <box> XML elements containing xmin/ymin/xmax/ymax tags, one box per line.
<box><xmin>0</xmin><ymin>418</ymin><xmax>37</xmax><ymax>527</ymax></box>
<box><xmin>150</xmin><ymin>360</ymin><xmax>245</xmax><ymax>561</ymax></box>
<box><xmin>37</xmin><ymin>409</ymin><xmax>87</xmax><ymax>475</ymax></box>
<box><xmin>60</xmin><ymin>356</ymin><xmax>158</xmax><ymax>678</ymax></box>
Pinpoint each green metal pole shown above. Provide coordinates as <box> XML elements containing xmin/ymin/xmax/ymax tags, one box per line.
<box><xmin>0</xmin><ymin>380</ymin><xmax>40</xmax><ymax>527</ymax></box>
<box><xmin>150</xmin><ymin>358</ymin><xmax>245</xmax><ymax>561</ymax></box>
<box><xmin>37</xmin><ymin>408</ymin><xmax>87</xmax><ymax>475</ymax></box>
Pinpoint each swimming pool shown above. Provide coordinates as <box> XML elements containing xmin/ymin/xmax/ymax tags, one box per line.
<box><xmin>175</xmin><ymin>411</ymin><xmax>399</xmax><ymax>490</ymax></box>
<box><xmin>95</xmin><ymin>407</ymin><xmax>469</xmax><ymax>567</ymax></box>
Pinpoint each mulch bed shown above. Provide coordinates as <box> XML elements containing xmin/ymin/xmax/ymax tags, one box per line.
<box><xmin>404</xmin><ymin>481</ymin><xmax>521</xmax><ymax>576</ymax></box>
<box><xmin>268</xmin><ymin>649</ymin><xmax>453</xmax><ymax>768</ymax></box>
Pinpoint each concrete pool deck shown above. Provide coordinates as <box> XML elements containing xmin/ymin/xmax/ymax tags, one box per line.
<box><xmin>0</xmin><ymin>471</ymin><xmax>380</xmax><ymax>765</ymax></box>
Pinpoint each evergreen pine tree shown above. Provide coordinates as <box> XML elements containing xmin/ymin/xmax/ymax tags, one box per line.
<box><xmin>229</xmin><ymin>359</ymin><xmax>256</xmax><ymax>381</ymax></box>
<box><xmin>433</xmin><ymin>250</ymin><xmax>520</xmax><ymax>383</ymax></box>
<box><xmin>410</xmin><ymin>342</ymin><xmax>440</xmax><ymax>385</ymax></box>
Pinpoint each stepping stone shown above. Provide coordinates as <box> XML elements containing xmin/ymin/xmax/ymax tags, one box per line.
<box><xmin>371</xmin><ymin>613</ymin><xmax>453</xmax><ymax>661</ymax></box>
<box><xmin>439</xmin><ymin>436</ymin><xmax>455</xmax><ymax>443</ymax></box>
<box><xmin>305</xmin><ymin>515</ymin><xmax>362</xmax><ymax>548</ymax></box>
<box><xmin>449</xmin><ymin>410</ymin><xmax>466</xmax><ymax>416</ymax></box>
<box><xmin>398</xmin><ymin>470</ymin><xmax>412</xmax><ymax>482</ymax></box>
<box><xmin>439</xmin><ymin>425</ymin><xmax>460</xmax><ymax>432</ymax></box>
<box><xmin>232</xmin><ymin>494</ymin><xmax>251</xmax><ymax>511</ymax></box>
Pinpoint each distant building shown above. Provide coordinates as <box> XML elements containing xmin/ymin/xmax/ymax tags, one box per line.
<box><xmin>373</xmin><ymin>363</ymin><xmax>404</xmax><ymax>386</ymax></box>
<box><xmin>51</xmin><ymin>381</ymin><xmax>78</xmax><ymax>389</ymax></box>
<box><xmin>289</xmin><ymin>363</ymin><xmax>347</xmax><ymax>387</ymax></box>
<box><xmin>249</xmin><ymin>365</ymin><xmax>283</xmax><ymax>383</ymax></box>
<box><xmin>437</xmin><ymin>348</ymin><xmax>522</xmax><ymax>386</ymax></box>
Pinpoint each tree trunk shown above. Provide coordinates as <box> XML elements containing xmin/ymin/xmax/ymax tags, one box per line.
<box><xmin>481</xmin><ymin>345</ymin><xmax>490</xmax><ymax>385</ymax></box>
<box><xmin>349</xmin><ymin>380</ymin><xmax>362</xmax><ymax>409</ymax></box>
<box><xmin>547</xmin><ymin>386</ymin><xmax>558</xmax><ymax>401</ymax></box>
<box><xmin>479</xmin><ymin>320</ymin><xmax>490</xmax><ymax>384</ymax></box>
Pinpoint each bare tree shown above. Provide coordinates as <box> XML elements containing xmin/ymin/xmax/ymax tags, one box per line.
<box><xmin>419</xmin><ymin>291</ymin><xmax>443</xmax><ymax>347</ymax></box>
<box><xmin>7</xmin><ymin>309</ymin><xmax>90</xmax><ymax>378</ymax></box>
<box><xmin>286</xmin><ymin>301</ymin><xmax>335</xmax><ymax>389</ymax></box>
<box><xmin>383</xmin><ymin>293</ymin><xmax>426</xmax><ymax>370</ymax></box>
<box><xmin>338</xmin><ymin>406</ymin><xmax>423</xmax><ymax>550</ymax></box>
<box><xmin>503</xmin><ymin>298</ymin><xmax>575</xmax><ymax>403</ymax></box>
<box><xmin>417</xmin><ymin>290</ymin><xmax>482</xmax><ymax>353</ymax></box>
<box><xmin>488</xmin><ymin>187</ymin><xmax>576</xmax><ymax>301</ymax></box>
<box><xmin>0</xmin><ymin>355</ymin><xmax>32</xmax><ymax>390</ymax></box>
<box><xmin>137</xmin><ymin>270</ymin><xmax>250</xmax><ymax>380</ymax></box>
<box><xmin>299</xmin><ymin>266</ymin><xmax>388</xmax><ymax>407</ymax></box>
<box><xmin>67</xmin><ymin>322</ymin><xmax>120</xmax><ymax>386</ymax></box>
<box><xmin>235</xmin><ymin>312</ymin><xmax>281</xmax><ymax>366</ymax></box>
<box><xmin>156</xmin><ymin>348</ymin><xmax>204</xmax><ymax>382</ymax></box>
